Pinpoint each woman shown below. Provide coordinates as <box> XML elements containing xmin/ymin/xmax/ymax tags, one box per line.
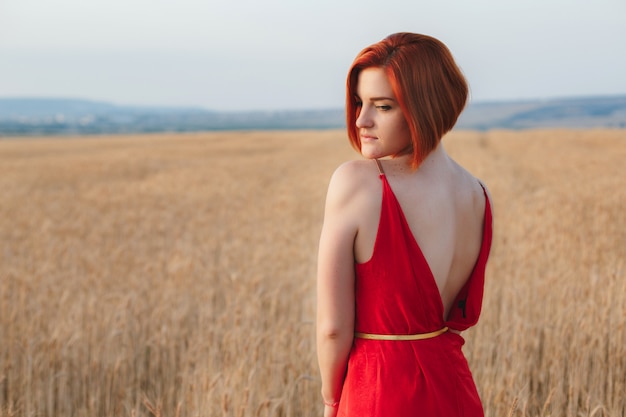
<box><xmin>316</xmin><ymin>33</ymin><xmax>493</xmax><ymax>417</ymax></box>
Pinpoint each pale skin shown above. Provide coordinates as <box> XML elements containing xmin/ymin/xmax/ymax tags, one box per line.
<box><xmin>316</xmin><ymin>67</ymin><xmax>491</xmax><ymax>416</ymax></box>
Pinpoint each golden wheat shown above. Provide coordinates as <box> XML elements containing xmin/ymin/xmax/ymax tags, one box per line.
<box><xmin>0</xmin><ymin>129</ymin><xmax>624</xmax><ymax>417</ymax></box>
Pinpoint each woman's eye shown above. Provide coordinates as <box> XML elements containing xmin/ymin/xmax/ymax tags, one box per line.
<box><xmin>376</xmin><ymin>105</ymin><xmax>392</xmax><ymax>111</ymax></box>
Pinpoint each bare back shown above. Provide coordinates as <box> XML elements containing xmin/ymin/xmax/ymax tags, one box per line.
<box><xmin>353</xmin><ymin>146</ymin><xmax>488</xmax><ymax>320</ymax></box>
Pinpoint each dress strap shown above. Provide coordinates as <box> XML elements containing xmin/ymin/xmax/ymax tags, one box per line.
<box><xmin>374</xmin><ymin>159</ymin><xmax>385</xmax><ymax>175</ymax></box>
<box><xmin>477</xmin><ymin>180</ymin><xmax>491</xmax><ymax>214</ymax></box>
<box><xmin>477</xmin><ymin>179</ymin><xmax>487</xmax><ymax>193</ymax></box>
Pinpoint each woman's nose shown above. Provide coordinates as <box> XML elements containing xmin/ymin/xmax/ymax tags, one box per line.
<box><xmin>356</xmin><ymin>107</ymin><xmax>373</xmax><ymax>128</ymax></box>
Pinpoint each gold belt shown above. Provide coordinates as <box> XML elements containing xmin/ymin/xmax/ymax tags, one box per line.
<box><xmin>355</xmin><ymin>327</ymin><xmax>448</xmax><ymax>341</ymax></box>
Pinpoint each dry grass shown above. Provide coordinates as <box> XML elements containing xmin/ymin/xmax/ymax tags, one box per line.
<box><xmin>0</xmin><ymin>128</ymin><xmax>624</xmax><ymax>416</ymax></box>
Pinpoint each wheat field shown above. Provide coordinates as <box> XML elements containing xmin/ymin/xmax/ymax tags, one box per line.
<box><xmin>0</xmin><ymin>128</ymin><xmax>624</xmax><ymax>417</ymax></box>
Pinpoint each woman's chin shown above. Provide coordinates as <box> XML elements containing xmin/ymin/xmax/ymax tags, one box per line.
<box><xmin>360</xmin><ymin>148</ymin><xmax>382</xmax><ymax>160</ymax></box>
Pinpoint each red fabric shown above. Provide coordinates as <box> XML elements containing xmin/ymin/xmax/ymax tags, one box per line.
<box><xmin>337</xmin><ymin>173</ymin><xmax>493</xmax><ymax>416</ymax></box>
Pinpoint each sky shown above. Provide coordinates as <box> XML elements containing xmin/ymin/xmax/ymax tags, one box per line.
<box><xmin>0</xmin><ymin>0</ymin><xmax>625</xmax><ymax>112</ymax></box>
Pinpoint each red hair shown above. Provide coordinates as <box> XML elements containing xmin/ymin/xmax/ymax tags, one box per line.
<box><xmin>346</xmin><ymin>33</ymin><xmax>468</xmax><ymax>168</ymax></box>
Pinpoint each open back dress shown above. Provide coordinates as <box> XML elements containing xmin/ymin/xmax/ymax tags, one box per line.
<box><xmin>336</xmin><ymin>160</ymin><xmax>493</xmax><ymax>416</ymax></box>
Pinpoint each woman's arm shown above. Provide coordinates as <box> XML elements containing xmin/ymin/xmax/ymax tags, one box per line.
<box><xmin>316</xmin><ymin>164</ymin><xmax>360</xmax><ymax>412</ymax></box>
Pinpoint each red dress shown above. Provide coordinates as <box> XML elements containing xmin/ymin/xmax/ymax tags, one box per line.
<box><xmin>337</xmin><ymin>167</ymin><xmax>493</xmax><ymax>416</ymax></box>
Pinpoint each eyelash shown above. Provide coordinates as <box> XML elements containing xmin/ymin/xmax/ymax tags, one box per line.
<box><xmin>354</xmin><ymin>95</ymin><xmax>392</xmax><ymax>111</ymax></box>
<box><xmin>354</xmin><ymin>100</ymin><xmax>391</xmax><ymax>111</ymax></box>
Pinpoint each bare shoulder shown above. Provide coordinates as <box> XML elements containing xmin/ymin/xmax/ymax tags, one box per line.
<box><xmin>450</xmin><ymin>160</ymin><xmax>490</xmax><ymax>216</ymax></box>
<box><xmin>330</xmin><ymin>159</ymin><xmax>377</xmax><ymax>183</ymax></box>
<box><xmin>325</xmin><ymin>160</ymin><xmax>379</xmax><ymax>207</ymax></box>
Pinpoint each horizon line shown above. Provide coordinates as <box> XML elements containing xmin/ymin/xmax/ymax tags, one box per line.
<box><xmin>0</xmin><ymin>93</ymin><xmax>625</xmax><ymax>114</ymax></box>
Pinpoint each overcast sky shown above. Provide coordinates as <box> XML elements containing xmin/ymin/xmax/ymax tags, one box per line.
<box><xmin>1</xmin><ymin>0</ymin><xmax>625</xmax><ymax>111</ymax></box>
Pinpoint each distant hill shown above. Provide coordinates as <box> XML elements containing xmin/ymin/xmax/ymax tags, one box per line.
<box><xmin>0</xmin><ymin>95</ymin><xmax>625</xmax><ymax>136</ymax></box>
<box><xmin>0</xmin><ymin>98</ymin><xmax>343</xmax><ymax>136</ymax></box>
<box><xmin>456</xmin><ymin>95</ymin><xmax>626</xmax><ymax>130</ymax></box>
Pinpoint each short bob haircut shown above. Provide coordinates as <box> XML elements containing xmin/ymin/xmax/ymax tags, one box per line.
<box><xmin>346</xmin><ymin>32</ymin><xmax>468</xmax><ymax>169</ymax></box>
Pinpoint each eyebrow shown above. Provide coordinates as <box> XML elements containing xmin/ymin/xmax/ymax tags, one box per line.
<box><xmin>355</xmin><ymin>95</ymin><xmax>397</xmax><ymax>102</ymax></box>
<box><xmin>370</xmin><ymin>96</ymin><xmax>397</xmax><ymax>102</ymax></box>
